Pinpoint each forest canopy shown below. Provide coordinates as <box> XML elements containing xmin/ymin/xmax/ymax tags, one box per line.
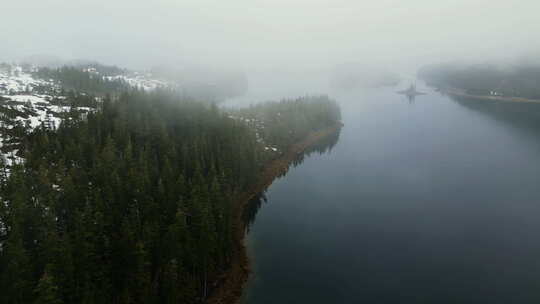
<box><xmin>0</xmin><ymin>89</ymin><xmax>341</xmax><ymax>304</ymax></box>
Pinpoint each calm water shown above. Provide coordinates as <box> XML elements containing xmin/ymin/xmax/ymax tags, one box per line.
<box><xmin>237</xmin><ymin>83</ymin><xmax>540</xmax><ymax>304</ymax></box>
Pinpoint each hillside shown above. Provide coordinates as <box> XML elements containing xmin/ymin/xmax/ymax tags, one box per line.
<box><xmin>0</xmin><ymin>65</ymin><xmax>342</xmax><ymax>304</ymax></box>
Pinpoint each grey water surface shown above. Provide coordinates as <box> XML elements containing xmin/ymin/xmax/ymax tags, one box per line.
<box><xmin>240</xmin><ymin>84</ymin><xmax>540</xmax><ymax>304</ymax></box>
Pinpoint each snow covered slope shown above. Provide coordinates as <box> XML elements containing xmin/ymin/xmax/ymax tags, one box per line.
<box><xmin>0</xmin><ymin>62</ymin><xmax>173</xmax><ymax>169</ymax></box>
<box><xmin>0</xmin><ymin>64</ymin><xmax>97</xmax><ymax>168</ymax></box>
<box><xmin>0</xmin><ymin>64</ymin><xmax>60</xmax><ymax>95</ymax></box>
<box><xmin>105</xmin><ymin>71</ymin><xmax>170</xmax><ymax>91</ymax></box>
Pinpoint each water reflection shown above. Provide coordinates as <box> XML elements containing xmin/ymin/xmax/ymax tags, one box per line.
<box><xmin>450</xmin><ymin>96</ymin><xmax>540</xmax><ymax>137</ymax></box>
<box><xmin>405</xmin><ymin>94</ymin><xmax>416</xmax><ymax>104</ymax></box>
<box><xmin>242</xmin><ymin>127</ymin><xmax>342</xmax><ymax>233</ymax></box>
<box><xmin>291</xmin><ymin>127</ymin><xmax>342</xmax><ymax>169</ymax></box>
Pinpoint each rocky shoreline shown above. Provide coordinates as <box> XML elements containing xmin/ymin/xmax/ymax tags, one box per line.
<box><xmin>442</xmin><ymin>88</ymin><xmax>540</xmax><ymax>104</ymax></box>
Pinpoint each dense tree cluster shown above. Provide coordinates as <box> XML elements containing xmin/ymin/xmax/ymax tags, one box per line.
<box><xmin>0</xmin><ymin>90</ymin><xmax>341</xmax><ymax>303</ymax></box>
<box><xmin>35</xmin><ymin>67</ymin><xmax>132</xmax><ymax>95</ymax></box>
<box><xmin>233</xmin><ymin>95</ymin><xmax>341</xmax><ymax>150</ymax></box>
<box><xmin>418</xmin><ymin>63</ymin><xmax>540</xmax><ymax>99</ymax></box>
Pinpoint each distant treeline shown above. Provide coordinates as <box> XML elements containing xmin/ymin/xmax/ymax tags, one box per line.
<box><xmin>34</xmin><ymin>63</ymin><xmax>249</xmax><ymax>102</ymax></box>
<box><xmin>0</xmin><ymin>91</ymin><xmax>341</xmax><ymax>304</ymax></box>
<box><xmin>418</xmin><ymin>63</ymin><xmax>540</xmax><ymax>99</ymax></box>
<box><xmin>34</xmin><ymin>66</ymin><xmax>132</xmax><ymax>95</ymax></box>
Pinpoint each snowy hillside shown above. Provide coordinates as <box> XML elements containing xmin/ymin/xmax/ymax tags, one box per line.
<box><xmin>0</xmin><ymin>64</ymin><xmax>98</xmax><ymax>168</ymax></box>
<box><xmin>0</xmin><ymin>62</ymin><xmax>177</xmax><ymax>169</ymax></box>
<box><xmin>0</xmin><ymin>64</ymin><xmax>60</xmax><ymax>95</ymax></box>
<box><xmin>0</xmin><ymin>63</ymin><xmax>96</xmax><ymax>128</ymax></box>
<box><xmin>105</xmin><ymin>71</ymin><xmax>169</xmax><ymax>91</ymax></box>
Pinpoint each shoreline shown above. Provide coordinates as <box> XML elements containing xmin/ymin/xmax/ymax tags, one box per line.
<box><xmin>441</xmin><ymin>88</ymin><xmax>540</xmax><ymax>104</ymax></box>
<box><xmin>206</xmin><ymin>122</ymin><xmax>344</xmax><ymax>304</ymax></box>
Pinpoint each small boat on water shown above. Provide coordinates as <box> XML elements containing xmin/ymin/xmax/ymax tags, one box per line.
<box><xmin>397</xmin><ymin>83</ymin><xmax>426</xmax><ymax>96</ymax></box>
<box><xmin>397</xmin><ymin>83</ymin><xmax>426</xmax><ymax>103</ymax></box>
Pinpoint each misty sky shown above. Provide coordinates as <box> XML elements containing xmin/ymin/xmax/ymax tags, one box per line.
<box><xmin>3</xmin><ymin>0</ymin><xmax>540</xmax><ymax>71</ymax></box>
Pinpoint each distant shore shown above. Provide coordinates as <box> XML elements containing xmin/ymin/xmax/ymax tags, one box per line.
<box><xmin>206</xmin><ymin>122</ymin><xmax>344</xmax><ymax>304</ymax></box>
<box><xmin>442</xmin><ymin>88</ymin><xmax>540</xmax><ymax>104</ymax></box>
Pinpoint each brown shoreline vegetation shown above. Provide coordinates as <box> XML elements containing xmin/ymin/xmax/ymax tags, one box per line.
<box><xmin>206</xmin><ymin>122</ymin><xmax>344</xmax><ymax>304</ymax></box>
<box><xmin>442</xmin><ymin>88</ymin><xmax>540</xmax><ymax>104</ymax></box>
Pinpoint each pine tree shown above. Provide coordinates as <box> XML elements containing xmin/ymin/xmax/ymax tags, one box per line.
<box><xmin>34</xmin><ymin>264</ymin><xmax>63</xmax><ymax>304</ymax></box>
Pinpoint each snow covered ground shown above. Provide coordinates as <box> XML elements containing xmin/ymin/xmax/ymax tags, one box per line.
<box><xmin>1</xmin><ymin>63</ymin><xmax>171</xmax><ymax>95</ymax></box>
<box><xmin>0</xmin><ymin>93</ymin><xmax>95</xmax><ymax>167</ymax></box>
<box><xmin>228</xmin><ymin>114</ymin><xmax>280</xmax><ymax>154</ymax></box>
<box><xmin>0</xmin><ymin>65</ymin><xmax>94</xmax><ymax>131</ymax></box>
<box><xmin>0</xmin><ymin>64</ymin><xmax>97</xmax><ymax>168</ymax></box>
<box><xmin>81</xmin><ymin>65</ymin><xmax>170</xmax><ymax>91</ymax></box>
<box><xmin>0</xmin><ymin>62</ymin><xmax>172</xmax><ymax>169</ymax></box>
<box><xmin>105</xmin><ymin>71</ymin><xmax>170</xmax><ymax>91</ymax></box>
<box><xmin>0</xmin><ymin>65</ymin><xmax>60</xmax><ymax>95</ymax></box>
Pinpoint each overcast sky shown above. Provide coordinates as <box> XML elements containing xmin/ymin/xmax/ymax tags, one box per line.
<box><xmin>2</xmin><ymin>0</ymin><xmax>540</xmax><ymax>71</ymax></box>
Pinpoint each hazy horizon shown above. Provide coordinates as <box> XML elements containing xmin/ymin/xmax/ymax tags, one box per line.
<box><xmin>3</xmin><ymin>0</ymin><xmax>540</xmax><ymax>73</ymax></box>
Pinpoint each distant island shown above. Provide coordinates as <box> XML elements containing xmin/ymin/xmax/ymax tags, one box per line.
<box><xmin>397</xmin><ymin>83</ymin><xmax>425</xmax><ymax>96</ymax></box>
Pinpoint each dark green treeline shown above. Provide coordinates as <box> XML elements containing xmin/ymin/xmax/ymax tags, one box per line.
<box><xmin>35</xmin><ymin>66</ymin><xmax>132</xmax><ymax>95</ymax></box>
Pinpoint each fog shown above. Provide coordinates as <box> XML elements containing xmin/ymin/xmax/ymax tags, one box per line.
<box><xmin>3</xmin><ymin>0</ymin><xmax>540</xmax><ymax>73</ymax></box>
<box><xmin>4</xmin><ymin>3</ymin><xmax>540</xmax><ymax>303</ymax></box>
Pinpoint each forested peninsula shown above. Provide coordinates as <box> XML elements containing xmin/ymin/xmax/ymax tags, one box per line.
<box><xmin>0</xmin><ymin>65</ymin><xmax>342</xmax><ymax>304</ymax></box>
<box><xmin>419</xmin><ymin>62</ymin><xmax>540</xmax><ymax>101</ymax></box>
